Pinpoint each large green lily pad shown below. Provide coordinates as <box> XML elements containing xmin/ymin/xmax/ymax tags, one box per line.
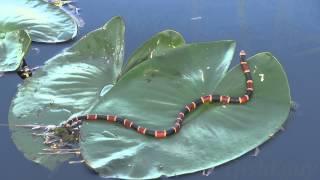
<box><xmin>8</xmin><ymin>17</ymin><xmax>186</xmax><ymax>169</ymax></box>
<box><xmin>0</xmin><ymin>30</ymin><xmax>31</xmax><ymax>72</ymax></box>
<box><xmin>0</xmin><ymin>0</ymin><xmax>77</xmax><ymax>43</ymax></box>
<box><xmin>80</xmin><ymin>52</ymin><xmax>290</xmax><ymax>179</ymax></box>
<box><xmin>8</xmin><ymin>16</ymin><xmax>291</xmax><ymax>179</ymax></box>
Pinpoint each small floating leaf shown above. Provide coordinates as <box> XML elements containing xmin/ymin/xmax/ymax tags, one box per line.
<box><xmin>0</xmin><ymin>30</ymin><xmax>31</xmax><ymax>72</ymax></box>
<box><xmin>0</xmin><ymin>0</ymin><xmax>78</xmax><ymax>43</ymax></box>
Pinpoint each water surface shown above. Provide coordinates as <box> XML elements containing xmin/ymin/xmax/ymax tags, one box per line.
<box><xmin>1</xmin><ymin>0</ymin><xmax>319</xmax><ymax>179</ymax></box>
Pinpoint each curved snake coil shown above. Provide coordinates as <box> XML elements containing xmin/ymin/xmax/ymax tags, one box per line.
<box><xmin>62</xmin><ymin>50</ymin><xmax>254</xmax><ymax>139</ymax></box>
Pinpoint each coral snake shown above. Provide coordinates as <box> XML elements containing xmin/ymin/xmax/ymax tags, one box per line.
<box><xmin>62</xmin><ymin>50</ymin><xmax>253</xmax><ymax>139</ymax></box>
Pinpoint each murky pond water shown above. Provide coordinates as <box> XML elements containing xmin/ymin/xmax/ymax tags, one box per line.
<box><xmin>1</xmin><ymin>0</ymin><xmax>319</xmax><ymax>179</ymax></box>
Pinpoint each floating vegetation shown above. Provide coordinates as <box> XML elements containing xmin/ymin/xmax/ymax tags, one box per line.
<box><xmin>0</xmin><ymin>0</ymin><xmax>83</xmax><ymax>79</ymax></box>
<box><xmin>0</xmin><ymin>31</ymin><xmax>31</xmax><ymax>73</ymax></box>
<box><xmin>0</xmin><ymin>0</ymin><xmax>78</xmax><ymax>43</ymax></box>
<box><xmin>44</xmin><ymin>0</ymin><xmax>85</xmax><ymax>27</ymax></box>
<box><xmin>45</xmin><ymin>0</ymin><xmax>72</xmax><ymax>7</ymax></box>
<box><xmin>7</xmin><ymin>16</ymin><xmax>291</xmax><ymax>179</ymax></box>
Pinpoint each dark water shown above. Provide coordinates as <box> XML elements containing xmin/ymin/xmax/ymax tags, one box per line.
<box><xmin>1</xmin><ymin>0</ymin><xmax>319</xmax><ymax>179</ymax></box>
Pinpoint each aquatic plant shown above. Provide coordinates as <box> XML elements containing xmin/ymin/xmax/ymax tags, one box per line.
<box><xmin>0</xmin><ymin>0</ymin><xmax>78</xmax><ymax>43</ymax></box>
<box><xmin>8</xmin><ymin>17</ymin><xmax>291</xmax><ymax>179</ymax></box>
<box><xmin>0</xmin><ymin>31</ymin><xmax>31</xmax><ymax>73</ymax></box>
<box><xmin>0</xmin><ymin>0</ymin><xmax>79</xmax><ymax>77</ymax></box>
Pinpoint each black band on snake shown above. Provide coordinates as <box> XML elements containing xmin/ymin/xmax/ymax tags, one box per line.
<box><xmin>60</xmin><ymin>50</ymin><xmax>253</xmax><ymax>139</ymax></box>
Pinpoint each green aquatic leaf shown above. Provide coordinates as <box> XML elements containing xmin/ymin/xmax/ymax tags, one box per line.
<box><xmin>8</xmin><ymin>17</ymin><xmax>186</xmax><ymax>169</ymax></box>
<box><xmin>8</xmin><ymin>16</ymin><xmax>124</xmax><ymax>169</ymax></box>
<box><xmin>7</xmin><ymin>16</ymin><xmax>290</xmax><ymax>179</ymax></box>
<box><xmin>80</xmin><ymin>51</ymin><xmax>290</xmax><ymax>179</ymax></box>
<box><xmin>0</xmin><ymin>30</ymin><xmax>31</xmax><ymax>72</ymax></box>
<box><xmin>0</xmin><ymin>0</ymin><xmax>77</xmax><ymax>43</ymax></box>
<box><xmin>80</xmin><ymin>41</ymin><xmax>237</xmax><ymax>178</ymax></box>
<box><xmin>122</xmin><ymin>30</ymin><xmax>185</xmax><ymax>75</ymax></box>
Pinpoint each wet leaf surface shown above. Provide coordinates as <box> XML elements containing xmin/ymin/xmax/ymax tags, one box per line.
<box><xmin>8</xmin><ymin>17</ymin><xmax>186</xmax><ymax>170</ymax></box>
<box><xmin>0</xmin><ymin>30</ymin><xmax>31</xmax><ymax>72</ymax></box>
<box><xmin>8</xmin><ymin>16</ymin><xmax>291</xmax><ymax>179</ymax></box>
<box><xmin>8</xmin><ymin>17</ymin><xmax>124</xmax><ymax>169</ymax></box>
<box><xmin>80</xmin><ymin>51</ymin><xmax>290</xmax><ymax>179</ymax></box>
<box><xmin>0</xmin><ymin>0</ymin><xmax>78</xmax><ymax>43</ymax></box>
